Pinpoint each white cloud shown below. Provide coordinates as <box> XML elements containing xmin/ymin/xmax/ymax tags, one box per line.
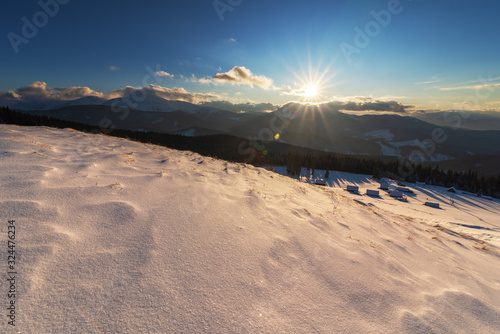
<box><xmin>0</xmin><ymin>81</ymin><xmax>104</xmax><ymax>105</ymax></box>
<box><xmin>108</xmin><ymin>66</ymin><xmax>120</xmax><ymax>71</ymax></box>
<box><xmin>108</xmin><ymin>85</ymin><xmax>221</xmax><ymax>104</ymax></box>
<box><xmin>0</xmin><ymin>90</ymin><xmax>21</xmax><ymax>104</ymax></box>
<box><xmin>440</xmin><ymin>83</ymin><xmax>500</xmax><ymax>91</ymax></box>
<box><xmin>415</xmin><ymin>79</ymin><xmax>442</xmax><ymax>85</ymax></box>
<box><xmin>415</xmin><ymin>74</ymin><xmax>444</xmax><ymax>85</ymax></box>
<box><xmin>282</xmin><ymin>87</ymin><xmax>308</xmax><ymax>97</ymax></box>
<box><xmin>155</xmin><ymin>71</ymin><xmax>174</xmax><ymax>79</ymax></box>
<box><xmin>198</xmin><ymin>66</ymin><xmax>275</xmax><ymax>90</ymax></box>
<box><xmin>438</xmin><ymin>75</ymin><xmax>500</xmax><ymax>91</ymax></box>
<box><xmin>328</xmin><ymin>95</ymin><xmax>373</xmax><ymax>103</ymax></box>
<box><xmin>0</xmin><ymin>82</ymin><xmax>223</xmax><ymax>106</ymax></box>
<box><xmin>200</xmin><ymin>100</ymin><xmax>278</xmax><ymax>113</ymax></box>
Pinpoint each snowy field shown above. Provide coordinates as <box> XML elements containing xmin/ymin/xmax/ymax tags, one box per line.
<box><xmin>1</xmin><ymin>124</ymin><xmax>500</xmax><ymax>333</ymax></box>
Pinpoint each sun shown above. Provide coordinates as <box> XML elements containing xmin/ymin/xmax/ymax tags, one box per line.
<box><xmin>304</xmin><ymin>85</ymin><xmax>318</xmax><ymax>98</ymax></box>
<box><xmin>283</xmin><ymin>57</ymin><xmax>339</xmax><ymax>103</ymax></box>
<box><xmin>300</xmin><ymin>81</ymin><xmax>322</xmax><ymax>102</ymax></box>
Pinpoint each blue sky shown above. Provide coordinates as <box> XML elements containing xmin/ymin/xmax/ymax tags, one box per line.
<box><xmin>1</xmin><ymin>0</ymin><xmax>500</xmax><ymax>112</ymax></box>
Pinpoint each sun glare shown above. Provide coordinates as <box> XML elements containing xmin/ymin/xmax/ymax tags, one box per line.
<box><xmin>282</xmin><ymin>55</ymin><xmax>339</xmax><ymax>103</ymax></box>
<box><xmin>304</xmin><ymin>85</ymin><xmax>318</xmax><ymax>98</ymax></box>
<box><xmin>300</xmin><ymin>80</ymin><xmax>323</xmax><ymax>102</ymax></box>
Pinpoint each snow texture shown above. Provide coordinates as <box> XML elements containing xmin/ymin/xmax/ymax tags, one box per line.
<box><xmin>1</xmin><ymin>124</ymin><xmax>500</xmax><ymax>333</ymax></box>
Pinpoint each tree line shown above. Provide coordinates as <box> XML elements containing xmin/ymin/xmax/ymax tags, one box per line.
<box><xmin>1</xmin><ymin>106</ymin><xmax>499</xmax><ymax>199</ymax></box>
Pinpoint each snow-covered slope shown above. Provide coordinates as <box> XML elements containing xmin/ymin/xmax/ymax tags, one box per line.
<box><xmin>1</xmin><ymin>124</ymin><xmax>499</xmax><ymax>333</ymax></box>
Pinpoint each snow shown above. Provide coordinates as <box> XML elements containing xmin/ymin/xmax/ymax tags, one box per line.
<box><xmin>389</xmin><ymin>139</ymin><xmax>431</xmax><ymax>149</ymax></box>
<box><xmin>377</xmin><ymin>141</ymin><xmax>453</xmax><ymax>161</ymax></box>
<box><xmin>1</xmin><ymin>124</ymin><xmax>500</xmax><ymax>333</ymax></box>
<box><xmin>359</xmin><ymin>134</ymin><xmax>452</xmax><ymax>161</ymax></box>
<box><xmin>366</xmin><ymin>189</ymin><xmax>380</xmax><ymax>197</ymax></box>
<box><xmin>378</xmin><ymin>142</ymin><xmax>401</xmax><ymax>156</ymax></box>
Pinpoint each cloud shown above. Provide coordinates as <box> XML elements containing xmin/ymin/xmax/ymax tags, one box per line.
<box><xmin>319</xmin><ymin>95</ymin><xmax>373</xmax><ymax>103</ymax></box>
<box><xmin>0</xmin><ymin>81</ymin><xmax>226</xmax><ymax>107</ymax></box>
<box><xmin>438</xmin><ymin>75</ymin><xmax>500</xmax><ymax>91</ymax></box>
<box><xmin>54</xmin><ymin>86</ymin><xmax>104</xmax><ymax>100</ymax></box>
<box><xmin>200</xmin><ymin>101</ymin><xmax>278</xmax><ymax>113</ymax></box>
<box><xmin>282</xmin><ymin>87</ymin><xmax>308</xmax><ymax>97</ymax></box>
<box><xmin>280</xmin><ymin>93</ymin><xmax>412</xmax><ymax>113</ymax></box>
<box><xmin>180</xmin><ymin>74</ymin><xmax>207</xmax><ymax>83</ymax></box>
<box><xmin>440</xmin><ymin>83</ymin><xmax>500</xmax><ymax>91</ymax></box>
<box><xmin>0</xmin><ymin>91</ymin><xmax>22</xmax><ymax>104</ymax></box>
<box><xmin>197</xmin><ymin>76</ymin><xmax>214</xmax><ymax>85</ymax></box>
<box><xmin>155</xmin><ymin>71</ymin><xmax>174</xmax><ymax>79</ymax></box>
<box><xmin>108</xmin><ymin>66</ymin><xmax>120</xmax><ymax>71</ymax></box>
<box><xmin>415</xmin><ymin>79</ymin><xmax>442</xmax><ymax>85</ymax></box>
<box><xmin>0</xmin><ymin>81</ymin><xmax>104</xmax><ymax>106</ymax></box>
<box><xmin>349</xmin><ymin>100</ymin><xmax>410</xmax><ymax>113</ymax></box>
<box><xmin>325</xmin><ymin>97</ymin><xmax>412</xmax><ymax>113</ymax></box>
<box><xmin>199</xmin><ymin>66</ymin><xmax>275</xmax><ymax>89</ymax></box>
<box><xmin>108</xmin><ymin>85</ymin><xmax>221</xmax><ymax>104</ymax></box>
<box><xmin>415</xmin><ymin>75</ymin><xmax>443</xmax><ymax>85</ymax></box>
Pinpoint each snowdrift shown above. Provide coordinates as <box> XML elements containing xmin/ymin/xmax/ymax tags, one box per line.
<box><xmin>1</xmin><ymin>124</ymin><xmax>499</xmax><ymax>333</ymax></box>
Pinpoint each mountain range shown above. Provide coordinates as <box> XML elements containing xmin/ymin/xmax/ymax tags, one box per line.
<box><xmin>9</xmin><ymin>93</ymin><xmax>500</xmax><ymax>173</ymax></box>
